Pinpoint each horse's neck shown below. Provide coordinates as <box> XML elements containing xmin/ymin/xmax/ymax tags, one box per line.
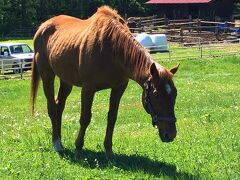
<box><xmin>96</xmin><ymin>19</ymin><xmax>154</xmax><ymax>87</ymax></box>
<box><xmin>134</xmin><ymin>59</ymin><xmax>152</xmax><ymax>88</ymax></box>
<box><xmin>122</xmin><ymin>50</ymin><xmax>166</xmax><ymax>88</ymax></box>
<box><xmin>120</xmin><ymin>45</ymin><xmax>153</xmax><ymax>88</ymax></box>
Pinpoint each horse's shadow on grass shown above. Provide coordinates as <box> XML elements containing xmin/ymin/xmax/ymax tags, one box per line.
<box><xmin>60</xmin><ymin>148</ymin><xmax>197</xmax><ymax>179</ymax></box>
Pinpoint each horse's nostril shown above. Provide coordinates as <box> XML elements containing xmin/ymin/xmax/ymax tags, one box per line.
<box><xmin>165</xmin><ymin>133</ymin><xmax>174</xmax><ymax>142</ymax></box>
<box><xmin>164</xmin><ymin>133</ymin><xmax>171</xmax><ymax>140</ymax></box>
<box><xmin>159</xmin><ymin>131</ymin><xmax>174</xmax><ymax>142</ymax></box>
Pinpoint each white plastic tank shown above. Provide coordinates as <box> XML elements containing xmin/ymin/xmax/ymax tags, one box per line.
<box><xmin>150</xmin><ymin>34</ymin><xmax>168</xmax><ymax>51</ymax></box>
<box><xmin>135</xmin><ymin>33</ymin><xmax>153</xmax><ymax>48</ymax></box>
<box><xmin>135</xmin><ymin>33</ymin><xmax>168</xmax><ymax>52</ymax></box>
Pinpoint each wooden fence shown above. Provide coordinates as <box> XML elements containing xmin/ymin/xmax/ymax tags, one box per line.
<box><xmin>153</xmin><ymin>41</ymin><xmax>240</xmax><ymax>62</ymax></box>
<box><xmin>0</xmin><ymin>41</ymin><xmax>239</xmax><ymax>80</ymax></box>
<box><xmin>127</xmin><ymin>16</ymin><xmax>240</xmax><ymax>45</ymax></box>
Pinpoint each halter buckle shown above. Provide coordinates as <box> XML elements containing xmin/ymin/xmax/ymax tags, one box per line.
<box><xmin>152</xmin><ymin>115</ymin><xmax>158</xmax><ymax>127</ymax></box>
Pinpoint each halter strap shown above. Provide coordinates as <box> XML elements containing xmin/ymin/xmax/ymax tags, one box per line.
<box><xmin>144</xmin><ymin>79</ymin><xmax>176</xmax><ymax>127</ymax></box>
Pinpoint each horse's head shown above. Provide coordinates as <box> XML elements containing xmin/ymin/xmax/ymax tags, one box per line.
<box><xmin>142</xmin><ymin>63</ymin><xmax>179</xmax><ymax>142</ymax></box>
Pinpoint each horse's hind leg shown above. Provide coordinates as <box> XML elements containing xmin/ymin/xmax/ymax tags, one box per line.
<box><xmin>104</xmin><ymin>81</ymin><xmax>128</xmax><ymax>157</ymax></box>
<box><xmin>36</xmin><ymin>55</ymin><xmax>67</xmax><ymax>152</ymax></box>
<box><xmin>75</xmin><ymin>86</ymin><xmax>95</xmax><ymax>152</ymax></box>
<box><xmin>40</xmin><ymin>71</ymin><xmax>59</xmax><ymax>150</ymax></box>
<box><xmin>54</xmin><ymin>80</ymin><xmax>72</xmax><ymax>151</ymax></box>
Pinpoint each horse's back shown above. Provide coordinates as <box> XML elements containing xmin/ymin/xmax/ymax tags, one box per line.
<box><xmin>33</xmin><ymin>15</ymin><xmax>89</xmax><ymax>84</ymax></box>
<box><xmin>33</xmin><ymin>6</ymin><xmax>129</xmax><ymax>87</ymax></box>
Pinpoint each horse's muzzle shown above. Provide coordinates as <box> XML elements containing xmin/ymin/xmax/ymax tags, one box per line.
<box><xmin>159</xmin><ymin>130</ymin><xmax>175</xmax><ymax>142</ymax></box>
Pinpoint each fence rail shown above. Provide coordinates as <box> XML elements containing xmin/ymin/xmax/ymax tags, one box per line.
<box><xmin>0</xmin><ymin>40</ymin><xmax>239</xmax><ymax>80</ymax></box>
<box><xmin>0</xmin><ymin>58</ymin><xmax>32</xmax><ymax>79</ymax></box>
<box><xmin>152</xmin><ymin>40</ymin><xmax>240</xmax><ymax>62</ymax></box>
<box><xmin>128</xmin><ymin>16</ymin><xmax>240</xmax><ymax>44</ymax></box>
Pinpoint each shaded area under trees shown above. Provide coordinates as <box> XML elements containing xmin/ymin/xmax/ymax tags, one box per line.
<box><xmin>0</xmin><ymin>0</ymin><xmax>239</xmax><ymax>36</ymax></box>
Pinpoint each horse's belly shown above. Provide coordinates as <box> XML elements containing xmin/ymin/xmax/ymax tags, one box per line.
<box><xmin>55</xmin><ymin>68</ymin><xmax>82</xmax><ymax>86</ymax></box>
<box><xmin>50</xmin><ymin>53</ymin><xmax>127</xmax><ymax>88</ymax></box>
<box><xmin>89</xmin><ymin>70</ymin><xmax>128</xmax><ymax>90</ymax></box>
<box><xmin>50</xmin><ymin>58</ymin><xmax>83</xmax><ymax>86</ymax></box>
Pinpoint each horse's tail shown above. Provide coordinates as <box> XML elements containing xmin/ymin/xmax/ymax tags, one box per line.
<box><xmin>30</xmin><ymin>54</ymin><xmax>40</xmax><ymax>115</ymax></box>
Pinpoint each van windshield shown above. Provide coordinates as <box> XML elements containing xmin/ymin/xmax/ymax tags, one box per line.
<box><xmin>10</xmin><ymin>44</ymin><xmax>33</xmax><ymax>54</ymax></box>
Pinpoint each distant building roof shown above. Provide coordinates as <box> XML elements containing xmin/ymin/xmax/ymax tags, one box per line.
<box><xmin>146</xmin><ymin>0</ymin><xmax>212</xmax><ymax>4</ymax></box>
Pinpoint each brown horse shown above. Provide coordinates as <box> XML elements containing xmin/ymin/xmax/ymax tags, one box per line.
<box><xmin>31</xmin><ymin>6</ymin><xmax>179</xmax><ymax>156</ymax></box>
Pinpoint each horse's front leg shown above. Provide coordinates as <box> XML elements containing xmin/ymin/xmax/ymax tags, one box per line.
<box><xmin>104</xmin><ymin>81</ymin><xmax>128</xmax><ymax>157</ymax></box>
<box><xmin>75</xmin><ymin>86</ymin><xmax>95</xmax><ymax>152</ymax></box>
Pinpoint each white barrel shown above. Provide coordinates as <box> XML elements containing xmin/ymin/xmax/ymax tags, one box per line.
<box><xmin>150</xmin><ymin>34</ymin><xmax>168</xmax><ymax>51</ymax></box>
<box><xmin>135</xmin><ymin>33</ymin><xmax>153</xmax><ymax>47</ymax></box>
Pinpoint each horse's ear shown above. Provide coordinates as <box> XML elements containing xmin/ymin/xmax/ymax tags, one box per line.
<box><xmin>150</xmin><ymin>63</ymin><xmax>158</xmax><ymax>77</ymax></box>
<box><xmin>170</xmin><ymin>64</ymin><xmax>180</xmax><ymax>75</ymax></box>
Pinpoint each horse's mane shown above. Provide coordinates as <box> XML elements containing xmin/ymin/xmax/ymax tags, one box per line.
<box><xmin>86</xmin><ymin>6</ymin><xmax>173</xmax><ymax>81</ymax></box>
<box><xmin>103</xmin><ymin>20</ymin><xmax>153</xmax><ymax>80</ymax></box>
<box><xmin>36</xmin><ymin>6</ymin><xmax>172</xmax><ymax>81</ymax></box>
<box><xmin>96</xmin><ymin>6</ymin><xmax>121</xmax><ymax>19</ymax></box>
<box><xmin>83</xmin><ymin>6</ymin><xmax>154</xmax><ymax>81</ymax></box>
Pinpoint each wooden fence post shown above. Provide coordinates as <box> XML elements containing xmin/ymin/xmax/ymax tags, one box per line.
<box><xmin>1</xmin><ymin>60</ymin><xmax>4</xmax><ymax>75</ymax></box>
<box><xmin>189</xmin><ymin>15</ymin><xmax>192</xmax><ymax>32</ymax></box>
<box><xmin>180</xmin><ymin>27</ymin><xmax>184</xmax><ymax>43</ymax></box>
<box><xmin>198</xmin><ymin>37</ymin><xmax>203</xmax><ymax>59</ymax></box>
<box><xmin>168</xmin><ymin>42</ymin><xmax>171</xmax><ymax>61</ymax></box>
<box><xmin>224</xmin><ymin>21</ymin><xmax>227</xmax><ymax>33</ymax></box>
<box><xmin>139</xmin><ymin>17</ymin><xmax>142</xmax><ymax>33</ymax></box>
<box><xmin>20</xmin><ymin>61</ymin><xmax>23</xmax><ymax>79</ymax></box>
<box><xmin>197</xmin><ymin>19</ymin><xmax>201</xmax><ymax>34</ymax></box>
<box><xmin>153</xmin><ymin>15</ymin><xmax>156</xmax><ymax>27</ymax></box>
<box><xmin>164</xmin><ymin>14</ymin><xmax>168</xmax><ymax>27</ymax></box>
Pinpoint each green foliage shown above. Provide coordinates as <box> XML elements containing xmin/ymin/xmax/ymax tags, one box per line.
<box><xmin>0</xmin><ymin>0</ymin><xmax>149</xmax><ymax>35</ymax></box>
<box><xmin>104</xmin><ymin>0</ymin><xmax>147</xmax><ymax>17</ymax></box>
<box><xmin>234</xmin><ymin>1</ymin><xmax>240</xmax><ymax>15</ymax></box>
<box><xmin>0</xmin><ymin>0</ymin><xmax>239</xmax><ymax>35</ymax></box>
<box><xmin>0</xmin><ymin>39</ymin><xmax>239</xmax><ymax>178</ymax></box>
<box><xmin>0</xmin><ymin>0</ymin><xmax>36</xmax><ymax>34</ymax></box>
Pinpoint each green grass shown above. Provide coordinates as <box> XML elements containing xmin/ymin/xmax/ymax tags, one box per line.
<box><xmin>0</xmin><ymin>37</ymin><xmax>239</xmax><ymax>178</ymax></box>
<box><xmin>0</xmin><ymin>55</ymin><xmax>239</xmax><ymax>179</ymax></box>
<box><xmin>151</xmin><ymin>42</ymin><xmax>240</xmax><ymax>61</ymax></box>
<box><xmin>0</xmin><ymin>37</ymin><xmax>33</xmax><ymax>48</ymax></box>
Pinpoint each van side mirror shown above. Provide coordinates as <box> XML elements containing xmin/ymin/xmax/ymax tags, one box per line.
<box><xmin>3</xmin><ymin>51</ymin><xmax>9</xmax><ymax>56</ymax></box>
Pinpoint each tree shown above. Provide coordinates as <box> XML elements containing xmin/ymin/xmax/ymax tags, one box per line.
<box><xmin>234</xmin><ymin>0</ymin><xmax>240</xmax><ymax>15</ymax></box>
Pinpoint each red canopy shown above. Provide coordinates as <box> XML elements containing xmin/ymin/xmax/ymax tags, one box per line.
<box><xmin>146</xmin><ymin>0</ymin><xmax>212</xmax><ymax>4</ymax></box>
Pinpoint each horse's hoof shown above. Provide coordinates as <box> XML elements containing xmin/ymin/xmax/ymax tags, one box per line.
<box><xmin>75</xmin><ymin>149</ymin><xmax>83</xmax><ymax>158</ymax></box>
<box><xmin>53</xmin><ymin>139</ymin><xmax>63</xmax><ymax>152</ymax></box>
<box><xmin>106</xmin><ymin>151</ymin><xmax>115</xmax><ymax>161</ymax></box>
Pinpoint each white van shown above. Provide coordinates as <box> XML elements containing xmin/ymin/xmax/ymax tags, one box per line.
<box><xmin>0</xmin><ymin>43</ymin><xmax>34</xmax><ymax>74</ymax></box>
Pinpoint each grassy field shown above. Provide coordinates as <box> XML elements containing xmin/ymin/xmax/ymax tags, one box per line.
<box><xmin>0</xmin><ymin>38</ymin><xmax>33</xmax><ymax>47</ymax></box>
<box><xmin>151</xmin><ymin>42</ymin><xmax>240</xmax><ymax>61</ymax></box>
<box><xmin>0</xmin><ymin>39</ymin><xmax>239</xmax><ymax>179</ymax></box>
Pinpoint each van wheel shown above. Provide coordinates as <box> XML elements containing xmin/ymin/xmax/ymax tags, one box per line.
<box><xmin>12</xmin><ymin>65</ymin><xmax>20</xmax><ymax>74</ymax></box>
